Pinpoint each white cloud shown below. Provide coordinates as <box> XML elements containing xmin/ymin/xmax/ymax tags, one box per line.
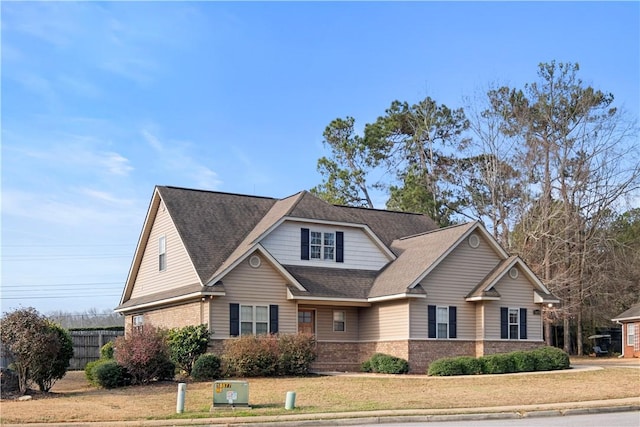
<box><xmin>101</xmin><ymin>152</ymin><xmax>134</xmax><ymax>176</ymax></box>
<box><xmin>78</xmin><ymin>188</ymin><xmax>135</xmax><ymax>206</ymax></box>
<box><xmin>140</xmin><ymin>127</ymin><xmax>223</xmax><ymax>190</ymax></box>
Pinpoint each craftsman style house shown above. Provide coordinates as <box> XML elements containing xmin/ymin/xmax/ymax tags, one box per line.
<box><xmin>612</xmin><ymin>303</ymin><xmax>640</xmax><ymax>358</ymax></box>
<box><xmin>116</xmin><ymin>186</ymin><xmax>559</xmax><ymax>372</ymax></box>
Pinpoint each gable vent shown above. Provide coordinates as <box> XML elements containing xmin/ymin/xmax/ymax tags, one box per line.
<box><xmin>468</xmin><ymin>234</ymin><xmax>480</xmax><ymax>248</ymax></box>
<box><xmin>509</xmin><ymin>267</ymin><xmax>519</xmax><ymax>279</ymax></box>
<box><xmin>249</xmin><ymin>255</ymin><xmax>261</xmax><ymax>268</ymax></box>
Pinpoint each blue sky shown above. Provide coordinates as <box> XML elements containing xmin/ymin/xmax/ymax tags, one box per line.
<box><xmin>2</xmin><ymin>1</ymin><xmax>638</xmax><ymax>316</ymax></box>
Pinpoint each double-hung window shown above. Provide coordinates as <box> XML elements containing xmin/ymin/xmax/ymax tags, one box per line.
<box><xmin>310</xmin><ymin>231</ymin><xmax>335</xmax><ymax>260</ymax></box>
<box><xmin>158</xmin><ymin>236</ymin><xmax>166</xmax><ymax>271</ymax></box>
<box><xmin>301</xmin><ymin>228</ymin><xmax>343</xmax><ymax>262</ymax></box>
<box><xmin>428</xmin><ymin>305</ymin><xmax>457</xmax><ymax>339</ymax></box>
<box><xmin>628</xmin><ymin>323</ymin><xmax>635</xmax><ymax>347</ymax></box>
<box><xmin>240</xmin><ymin>305</ymin><xmax>269</xmax><ymax>335</ymax></box>
<box><xmin>509</xmin><ymin>308</ymin><xmax>519</xmax><ymax>340</ymax></box>
<box><xmin>133</xmin><ymin>315</ymin><xmax>144</xmax><ymax>332</ymax></box>
<box><xmin>333</xmin><ymin>310</ymin><xmax>345</xmax><ymax>332</ymax></box>
<box><xmin>501</xmin><ymin>307</ymin><xmax>527</xmax><ymax>340</ymax></box>
<box><xmin>437</xmin><ymin>307</ymin><xmax>449</xmax><ymax>338</ymax></box>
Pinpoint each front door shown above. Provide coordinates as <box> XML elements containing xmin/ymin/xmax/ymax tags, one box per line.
<box><xmin>298</xmin><ymin>309</ymin><xmax>315</xmax><ymax>334</ymax></box>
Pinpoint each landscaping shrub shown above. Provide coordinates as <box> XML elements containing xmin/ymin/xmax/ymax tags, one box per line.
<box><xmin>85</xmin><ymin>358</ymin><xmax>112</xmax><ymax>386</ymax></box>
<box><xmin>427</xmin><ymin>356</ymin><xmax>482</xmax><ymax>376</ymax></box>
<box><xmin>481</xmin><ymin>353</ymin><xmax>516</xmax><ymax>374</ymax></box>
<box><xmin>277</xmin><ymin>333</ymin><xmax>317</xmax><ymax>375</ymax></box>
<box><xmin>167</xmin><ymin>324</ymin><xmax>210</xmax><ymax>375</ymax></box>
<box><xmin>223</xmin><ymin>335</ymin><xmax>279</xmax><ymax>377</ymax></box>
<box><xmin>428</xmin><ymin>347</ymin><xmax>571</xmax><ymax>376</ymax></box>
<box><xmin>223</xmin><ymin>334</ymin><xmax>317</xmax><ymax>377</ymax></box>
<box><xmin>114</xmin><ymin>325</ymin><xmax>175</xmax><ymax>384</ymax></box>
<box><xmin>30</xmin><ymin>322</ymin><xmax>74</xmax><ymax>392</ymax></box>
<box><xmin>93</xmin><ymin>360</ymin><xmax>129</xmax><ymax>389</ymax></box>
<box><xmin>427</xmin><ymin>357</ymin><xmax>464</xmax><ymax>376</ymax></box>
<box><xmin>0</xmin><ymin>307</ymin><xmax>74</xmax><ymax>394</ymax></box>
<box><xmin>191</xmin><ymin>353</ymin><xmax>222</xmax><ymax>381</ymax></box>
<box><xmin>361</xmin><ymin>353</ymin><xmax>409</xmax><ymax>374</ymax></box>
<box><xmin>531</xmin><ymin>346</ymin><xmax>570</xmax><ymax>371</ymax></box>
<box><xmin>100</xmin><ymin>341</ymin><xmax>115</xmax><ymax>360</ymax></box>
<box><xmin>511</xmin><ymin>350</ymin><xmax>536</xmax><ymax>372</ymax></box>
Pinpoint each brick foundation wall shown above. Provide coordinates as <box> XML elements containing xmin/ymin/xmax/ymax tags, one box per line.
<box><xmin>408</xmin><ymin>340</ymin><xmax>476</xmax><ymax>373</ymax></box>
<box><xmin>311</xmin><ymin>341</ymin><xmax>364</xmax><ymax>372</ymax></box>
<box><xmin>482</xmin><ymin>341</ymin><xmax>544</xmax><ymax>355</ymax></box>
<box><xmin>124</xmin><ymin>301</ymin><xmax>207</xmax><ymax>336</ymax></box>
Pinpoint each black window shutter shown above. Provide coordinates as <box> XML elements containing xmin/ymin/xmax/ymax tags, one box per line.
<box><xmin>520</xmin><ymin>308</ymin><xmax>527</xmax><ymax>339</ymax></box>
<box><xmin>428</xmin><ymin>305</ymin><xmax>436</xmax><ymax>338</ymax></box>
<box><xmin>449</xmin><ymin>306</ymin><xmax>457</xmax><ymax>338</ymax></box>
<box><xmin>230</xmin><ymin>303</ymin><xmax>240</xmax><ymax>337</ymax></box>
<box><xmin>269</xmin><ymin>304</ymin><xmax>279</xmax><ymax>334</ymax></box>
<box><xmin>301</xmin><ymin>228</ymin><xmax>310</xmax><ymax>260</ymax></box>
<box><xmin>500</xmin><ymin>307</ymin><xmax>508</xmax><ymax>339</ymax></box>
<box><xmin>336</xmin><ymin>231</ymin><xmax>344</xmax><ymax>263</ymax></box>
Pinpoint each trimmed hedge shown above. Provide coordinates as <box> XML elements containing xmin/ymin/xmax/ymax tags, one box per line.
<box><xmin>428</xmin><ymin>346</ymin><xmax>570</xmax><ymax>376</ymax></box>
<box><xmin>361</xmin><ymin>353</ymin><xmax>409</xmax><ymax>374</ymax></box>
<box><xmin>93</xmin><ymin>360</ymin><xmax>129</xmax><ymax>389</ymax></box>
<box><xmin>427</xmin><ymin>356</ymin><xmax>482</xmax><ymax>376</ymax></box>
<box><xmin>223</xmin><ymin>334</ymin><xmax>317</xmax><ymax>377</ymax></box>
<box><xmin>192</xmin><ymin>354</ymin><xmax>222</xmax><ymax>381</ymax></box>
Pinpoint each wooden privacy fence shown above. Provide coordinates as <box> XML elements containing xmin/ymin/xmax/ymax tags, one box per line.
<box><xmin>70</xmin><ymin>330</ymin><xmax>124</xmax><ymax>370</ymax></box>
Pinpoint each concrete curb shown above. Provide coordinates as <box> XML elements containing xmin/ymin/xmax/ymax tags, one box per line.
<box><xmin>4</xmin><ymin>398</ymin><xmax>638</xmax><ymax>427</ymax></box>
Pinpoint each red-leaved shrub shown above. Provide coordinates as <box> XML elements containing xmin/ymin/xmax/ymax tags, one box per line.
<box><xmin>114</xmin><ymin>325</ymin><xmax>174</xmax><ymax>384</ymax></box>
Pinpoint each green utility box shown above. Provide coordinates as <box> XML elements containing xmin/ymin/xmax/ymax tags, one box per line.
<box><xmin>212</xmin><ymin>380</ymin><xmax>250</xmax><ymax>409</ymax></box>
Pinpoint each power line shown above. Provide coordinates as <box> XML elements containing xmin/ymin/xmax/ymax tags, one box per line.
<box><xmin>2</xmin><ymin>282</ymin><xmax>123</xmax><ymax>288</ymax></box>
<box><xmin>1</xmin><ymin>295</ymin><xmax>121</xmax><ymax>299</ymax></box>
<box><xmin>3</xmin><ymin>255</ymin><xmax>130</xmax><ymax>260</ymax></box>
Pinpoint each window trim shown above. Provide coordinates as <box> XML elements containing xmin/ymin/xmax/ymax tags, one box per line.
<box><xmin>428</xmin><ymin>305</ymin><xmax>457</xmax><ymax>339</ymax></box>
<box><xmin>310</xmin><ymin>230</ymin><xmax>335</xmax><ymax>261</ymax></box>
<box><xmin>333</xmin><ymin>310</ymin><xmax>346</xmax><ymax>332</ymax></box>
<box><xmin>133</xmin><ymin>315</ymin><xmax>144</xmax><ymax>332</ymax></box>
<box><xmin>240</xmin><ymin>304</ymin><xmax>269</xmax><ymax>335</ymax></box>
<box><xmin>230</xmin><ymin>303</ymin><xmax>278</xmax><ymax>337</ymax></box>
<box><xmin>436</xmin><ymin>306</ymin><xmax>449</xmax><ymax>339</ymax></box>
<box><xmin>508</xmin><ymin>308</ymin><xmax>519</xmax><ymax>340</ymax></box>
<box><xmin>158</xmin><ymin>235</ymin><xmax>166</xmax><ymax>271</ymax></box>
<box><xmin>627</xmin><ymin>323</ymin><xmax>635</xmax><ymax>346</ymax></box>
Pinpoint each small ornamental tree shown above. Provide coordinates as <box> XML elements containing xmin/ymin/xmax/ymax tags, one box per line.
<box><xmin>114</xmin><ymin>325</ymin><xmax>174</xmax><ymax>384</ymax></box>
<box><xmin>167</xmin><ymin>324</ymin><xmax>210</xmax><ymax>375</ymax></box>
<box><xmin>30</xmin><ymin>322</ymin><xmax>74</xmax><ymax>392</ymax></box>
<box><xmin>0</xmin><ymin>308</ymin><xmax>55</xmax><ymax>394</ymax></box>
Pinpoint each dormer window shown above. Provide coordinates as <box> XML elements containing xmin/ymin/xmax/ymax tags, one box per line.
<box><xmin>311</xmin><ymin>231</ymin><xmax>335</xmax><ymax>260</ymax></box>
<box><xmin>301</xmin><ymin>228</ymin><xmax>344</xmax><ymax>263</ymax></box>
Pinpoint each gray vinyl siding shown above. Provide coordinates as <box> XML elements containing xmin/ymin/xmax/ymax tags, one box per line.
<box><xmin>131</xmin><ymin>201</ymin><xmax>199</xmax><ymax>298</ymax></box>
<box><xmin>209</xmin><ymin>253</ymin><xmax>297</xmax><ymax>338</ymax></box>
<box><xmin>416</xmin><ymin>233</ymin><xmax>503</xmax><ymax>340</ymax></box>
<box><xmin>485</xmin><ymin>270</ymin><xmax>543</xmax><ymax>341</ymax></box>
<box><xmin>360</xmin><ymin>300</ymin><xmax>410</xmax><ymax>341</ymax></box>
<box><xmin>262</xmin><ymin>221</ymin><xmax>390</xmax><ymax>270</ymax></box>
<box><xmin>314</xmin><ymin>306</ymin><xmax>359</xmax><ymax>341</ymax></box>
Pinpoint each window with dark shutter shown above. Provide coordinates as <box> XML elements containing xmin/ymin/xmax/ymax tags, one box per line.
<box><xmin>500</xmin><ymin>307</ymin><xmax>509</xmax><ymax>339</ymax></box>
<box><xmin>449</xmin><ymin>306</ymin><xmax>457</xmax><ymax>338</ymax></box>
<box><xmin>269</xmin><ymin>305</ymin><xmax>279</xmax><ymax>334</ymax></box>
<box><xmin>336</xmin><ymin>231</ymin><xmax>344</xmax><ymax>263</ymax></box>
<box><xmin>301</xmin><ymin>228</ymin><xmax>310</xmax><ymax>260</ymax></box>
<box><xmin>230</xmin><ymin>303</ymin><xmax>240</xmax><ymax>337</ymax></box>
<box><xmin>519</xmin><ymin>308</ymin><xmax>527</xmax><ymax>339</ymax></box>
<box><xmin>428</xmin><ymin>305</ymin><xmax>436</xmax><ymax>338</ymax></box>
